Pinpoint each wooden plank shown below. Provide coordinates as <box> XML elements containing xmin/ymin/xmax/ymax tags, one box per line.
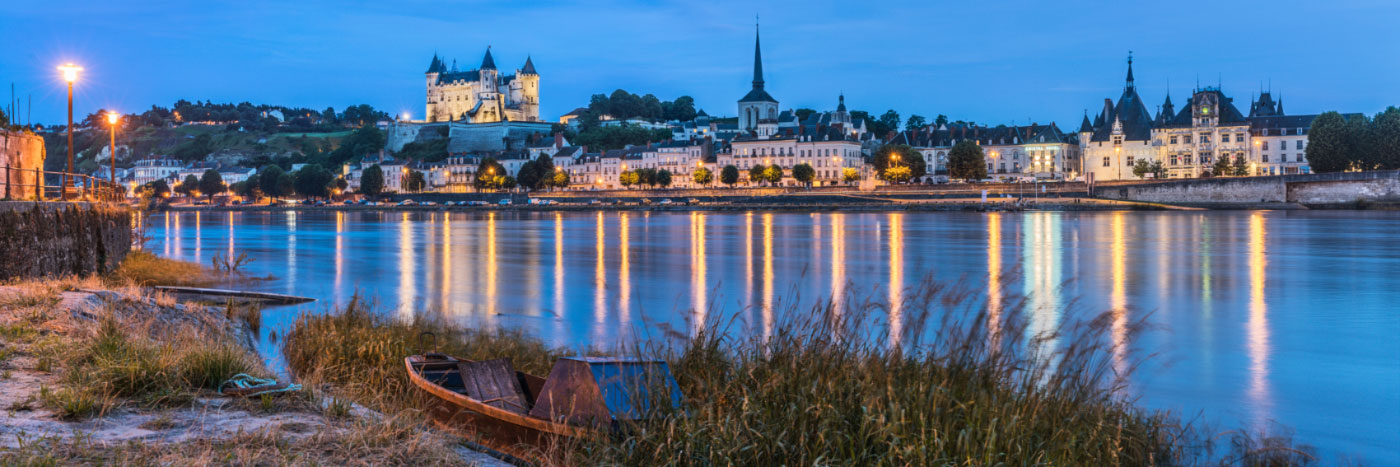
<box><xmin>150</xmin><ymin>286</ymin><xmax>315</xmax><ymax>304</ymax></box>
<box><xmin>458</xmin><ymin>359</ymin><xmax>529</xmax><ymax>414</ymax></box>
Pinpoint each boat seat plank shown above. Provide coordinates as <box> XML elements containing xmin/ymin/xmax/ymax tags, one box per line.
<box><xmin>457</xmin><ymin>358</ymin><xmax>530</xmax><ymax>414</ymax></box>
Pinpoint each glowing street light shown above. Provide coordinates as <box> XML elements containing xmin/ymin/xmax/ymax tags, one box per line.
<box><xmin>58</xmin><ymin>63</ymin><xmax>84</xmax><ymax>199</ymax></box>
<box><xmin>107</xmin><ymin>111</ymin><xmax>120</xmax><ymax>201</ymax></box>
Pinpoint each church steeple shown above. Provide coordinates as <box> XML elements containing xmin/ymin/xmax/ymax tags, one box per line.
<box><xmin>752</xmin><ymin>24</ymin><xmax>765</xmax><ymax>89</ymax></box>
<box><xmin>837</xmin><ymin>93</ymin><xmax>846</xmax><ymax>112</ymax></box>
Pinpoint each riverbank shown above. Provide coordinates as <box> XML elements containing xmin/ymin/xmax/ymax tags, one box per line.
<box><xmin>164</xmin><ymin>196</ymin><xmax>1219</xmax><ymax>214</ymax></box>
<box><xmin>282</xmin><ymin>280</ymin><xmax>1319</xmax><ymax>465</ymax></box>
<box><xmin>0</xmin><ymin>265</ymin><xmax>504</xmax><ymax>465</ymax></box>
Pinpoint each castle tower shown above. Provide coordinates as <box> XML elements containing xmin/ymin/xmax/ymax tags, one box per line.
<box><xmin>737</xmin><ymin>23</ymin><xmax>778</xmax><ymax>134</ymax></box>
<box><xmin>518</xmin><ymin>56</ymin><xmax>540</xmax><ymax>121</ymax></box>
<box><xmin>425</xmin><ymin>53</ymin><xmax>445</xmax><ymax>122</ymax></box>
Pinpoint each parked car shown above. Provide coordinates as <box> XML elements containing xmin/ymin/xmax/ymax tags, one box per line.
<box><xmin>640</xmin><ymin>198</ymin><xmax>653</xmax><ymax>205</ymax></box>
<box><xmin>687</xmin><ymin>198</ymin><xmax>701</xmax><ymax>205</ymax></box>
<box><xmin>589</xmin><ymin>199</ymin><xmax>602</xmax><ymax>206</ymax></box>
<box><xmin>658</xmin><ymin>198</ymin><xmax>674</xmax><ymax>205</ymax></box>
<box><xmin>398</xmin><ymin>199</ymin><xmax>416</xmax><ymax>206</ymax></box>
<box><xmin>422</xmin><ymin>201</ymin><xmax>438</xmax><ymax>206</ymax></box>
<box><xmin>498</xmin><ymin>199</ymin><xmax>512</xmax><ymax>206</ymax></box>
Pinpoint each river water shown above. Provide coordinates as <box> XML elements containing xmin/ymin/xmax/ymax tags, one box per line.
<box><xmin>143</xmin><ymin>209</ymin><xmax>1400</xmax><ymax>463</ymax></box>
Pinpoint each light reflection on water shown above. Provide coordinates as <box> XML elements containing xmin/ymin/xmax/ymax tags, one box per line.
<box><xmin>143</xmin><ymin>209</ymin><xmax>1400</xmax><ymax>463</ymax></box>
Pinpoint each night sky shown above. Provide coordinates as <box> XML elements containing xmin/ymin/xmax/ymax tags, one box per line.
<box><xmin>3</xmin><ymin>0</ymin><xmax>1397</xmax><ymax>128</ymax></box>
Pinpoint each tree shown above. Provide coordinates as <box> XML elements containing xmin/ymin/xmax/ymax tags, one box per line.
<box><xmin>692</xmin><ymin>167</ymin><xmax>713</xmax><ymax>186</ymax></box>
<box><xmin>720</xmin><ymin>165</ymin><xmax>739</xmax><ymax>187</ymax></box>
<box><xmin>748</xmin><ymin>165</ymin><xmax>765</xmax><ymax>184</ymax></box>
<box><xmin>402</xmin><ymin>170</ymin><xmax>426</xmax><ymax>193</ymax></box>
<box><xmin>276</xmin><ymin>172</ymin><xmax>295</xmax><ymax>198</ymax></box>
<box><xmin>517</xmin><ymin>160</ymin><xmax>542</xmax><ymax>191</ymax></box>
<box><xmin>1373</xmin><ymin>107</ymin><xmax>1400</xmax><ymax>170</ymax></box>
<box><xmin>294</xmin><ymin>164</ymin><xmax>335</xmax><ymax>198</ymax></box>
<box><xmin>550</xmin><ymin>170</ymin><xmax>571</xmax><ymax>190</ymax></box>
<box><xmin>762</xmin><ymin>164</ymin><xmax>783</xmax><ymax>185</ymax></box>
<box><xmin>360</xmin><ymin>164</ymin><xmax>385</xmax><ymax>196</ymax></box>
<box><xmin>656</xmin><ymin>169</ymin><xmax>673</xmax><ymax>188</ymax></box>
<box><xmin>234</xmin><ymin>178</ymin><xmax>261</xmax><ymax>199</ymax></box>
<box><xmin>905</xmin><ymin>114</ymin><xmax>927</xmax><ymax>131</ymax></box>
<box><xmin>175</xmin><ymin>175</ymin><xmax>199</xmax><ymax>197</ymax></box>
<box><xmin>792</xmin><ymin>163</ymin><xmax>815</xmax><ymax>187</ymax></box>
<box><xmin>199</xmin><ymin>169</ymin><xmax>225</xmax><ymax>201</ymax></box>
<box><xmin>1343</xmin><ymin>113</ymin><xmax>1373</xmax><ymax>170</ymax></box>
<box><xmin>500</xmin><ymin>175</ymin><xmax>518</xmax><ymax>191</ymax></box>
<box><xmin>1150</xmin><ymin>160</ymin><xmax>1167</xmax><ymax>179</ymax></box>
<box><xmin>1307</xmin><ymin>111</ymin><xmax>1355</xmax><ymax>173</ymax></box>
<box><xmin>620</xmin><ymin>170</ymin><xmax>639</xmax><ymax>188</ymax></box>
<box><xmin>473</xmin><ymin>158</ymin><xmax>507</xmax><ymax>191</ymax></box>
<box><xmin>1232</xmin><ymin>155</ymin><xmax>1250</xmax><ymax>176</ymax></box>
<box><xmin>258</xmin><ymin>165</ymin><xmax>287</xmax><ymax>197</ymax></box>
<box><xmin>884</xmin><ymin>166</ymin><xmax>913</xmax><ymax>183</ymax></box>
<box><xmin>947</xmin><ymin>140</ymin><xmax>988</xmax><ymax>181</ymax></box>
<box><xmin>516</xmin><ymin>155</ymin><xmax>556</xmax><ymax>192</ymax></box>
<box><xmin>842</xmin><ymin>167</ymin><xmax>861</xmax><ymax>184</ymax></box>
<box><xmin>140</xmin><ymin>180</ymin><xmax>170</xmax><ymax>199</ymax></box>
<box><xmin>878</xmin><ymin>109</ymin><xmax>901</xmax><ymax>134</ymax></box>
<box><xmin>1132</xmin><ymin>158</ymin><xmax>1152</xmax><ymax>179</ymax></box>
<box><xmin>1210</xmin><ymin>156</ymin><xmax>1232</xmax><ymax>177</ymax></box>
<box><xmin>335</xmin><ymin>177</ymin><xmax>349</xmax><ymax>192</ymax></box>
<box><xmin>872</xmin><ymin>144</ymin><xmax>927</xmax><ymax>183</ymax></box>
<box><xmin>934</xmin><ymin>114</ymin><xmax>949</xmax><ymax>127</ymax></box>
<box><xmin>794</xmin><ymin>108</ymin><xmax>817</xmax><ymax>122</ymax></box>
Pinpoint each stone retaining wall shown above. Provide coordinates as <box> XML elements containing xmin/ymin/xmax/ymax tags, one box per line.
<box><xmin>0</xmin><ymin>130</ymin><xmax>45</xmax><ymax>199</ymax></box>
<box><xmin>1092</xmin><ymin>170</ymin><xmax>1400</xmax><ymax>206</ymax></box>
<box><xmin>0</xmin><ymin>202</ymin><xmax>131</xmax><ymax>280</ymax></box>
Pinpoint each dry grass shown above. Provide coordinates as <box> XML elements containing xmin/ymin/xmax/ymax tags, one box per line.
<box><xmin>0</xmin><ymin>416</ymin><xmax>471</xmax><ymax>466</ymax></box>
<box><xmin>283</xmin><ymin>277</ymin><xmax>1320</xmax><ymax>466</ymax></box>
<box><xmin>110</xmin><ymin>250</ymin><xmax>218</xmax><ymax>287</ymax></box>
<box><xmin>283</xmin><ymin>295</ymin><xmax>564</xmax><ymax>414</ymax></box>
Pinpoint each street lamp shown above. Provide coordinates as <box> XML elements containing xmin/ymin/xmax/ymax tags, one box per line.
<box><xmin>58</xmin><ymin>63</ymin><xmax>83</xmax><ymax>200</ymax></box>
<box><xmin>107</xmin><ymin>112</ymin><xmax>120</xmax><ymax>201</ymax></box>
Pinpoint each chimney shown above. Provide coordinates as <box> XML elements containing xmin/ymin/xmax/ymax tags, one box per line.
<box><xmin>554</xmin><ymin>132</ymin><xmax>564</xmax><ymax>149</ymax></box>
<box><xmin>582</xmin><ymin>145</ymin><xmax>589</xmax><ymax>155</ymax></box>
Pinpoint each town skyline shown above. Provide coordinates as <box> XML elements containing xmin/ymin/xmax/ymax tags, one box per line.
<box><xmin>4</xmin><ymin>0</ymin><xmax>1398</xmax><ymax>128</ymax></box>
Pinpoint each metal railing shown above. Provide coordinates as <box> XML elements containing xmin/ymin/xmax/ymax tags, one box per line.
<box><xmin>1</xmin><ymin>165</ymin><xmax>127</xmax><ymax>202</ymax></box>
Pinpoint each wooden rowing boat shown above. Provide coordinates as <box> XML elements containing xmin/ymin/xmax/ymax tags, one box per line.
<box><xmin>404</xmin><ymin>354</ymin><xmax>602</xmax><ymax>448</ymax></box>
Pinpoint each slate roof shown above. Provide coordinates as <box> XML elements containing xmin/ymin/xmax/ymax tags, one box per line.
<box><xmin>521</xmin><ymin>56</ymin><xmax>537</xmax><ymax>75</ymax></box>
<box><xmin>480</xmin><ymin>48</ymin><xmax>496</xmax><ymax>70</ymax></box>
<box><xmin>890</xmin><ymin>122</ymin><xmax>1070</xmax><ymax>148</ymax></box>
<box><xmin>1249</xmin><ymin>92</ymin><xmax>1283</xmax><ymax>117</ymax></box>
<box><xmin>1157</xmin><ymin>89</ymin><xmax>1249</xmax><ymax>129</ymax></box>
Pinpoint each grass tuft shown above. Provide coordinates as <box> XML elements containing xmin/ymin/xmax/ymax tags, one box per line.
<box><xmin>110</xmin><ymin>250</ymin><xmax>217</xmax><ymax>287</ymax></box>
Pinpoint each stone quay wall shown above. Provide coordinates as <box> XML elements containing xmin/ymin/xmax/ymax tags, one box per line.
<box><xmin>0</xmin><ymin>130</ymin><xmax>45</xmax><ymax>199</ymax></box>
<box><xmin>1092</xmin><ymin>170</ymin><xmax>1400</xmax><ymax>206</ymax></box>
<box><xmin>0</xmin><ymin>202</ymin><xmax>131</xmax><ymax>280</ymax></box>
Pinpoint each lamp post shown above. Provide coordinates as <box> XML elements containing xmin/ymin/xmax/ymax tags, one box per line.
<box><xmin>107</xmin><ymin>112</ymin><xmax>119</xmax><ymax>200</ymax></box>
<box><xmin>58</xmin><ymin>64</ymin><xmax>83</xmax><ymax>200</ymax></box>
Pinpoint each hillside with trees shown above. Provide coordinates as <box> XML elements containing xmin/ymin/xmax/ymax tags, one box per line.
<box><xmin>41</xmin><ymin>100</ymin><xmax>391</xmax><ymax>175</ymax></box>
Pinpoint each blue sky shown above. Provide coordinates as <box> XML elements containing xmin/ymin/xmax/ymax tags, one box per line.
<box><xmin>2</xmin><ymin>0</ymin><xmax>1397</xmax><ymax>128</ymax></box>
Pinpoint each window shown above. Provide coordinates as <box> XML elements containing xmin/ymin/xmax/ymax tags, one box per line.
<box><xmin>1103</xmin><ymin>157</ymin><xmax>1110</xmax><ymax>167</ymax></box>
<box><xmin>1184</xmin><ymin>135</ymin><xmax>1193</xmax><ymax>144</ymax></box>
<box><xmin>1297</xmin><ymin>154</ymin><xmax>1304</xmax><ymax>162</ymax></box>
<box><xmin>1296</xmin><ymin>140</ymin><xmax>1304</xmax><ymax>150</ymax></box>
<box><xmin>1262</xmin><ymin>141</ymin><xmax>1269</xmax><ymax>150</ymax></box>
<box><xmin>1170</xmin><ymin>136</ymin><xmax>1178</xmax><ymax>145</ymax></box>
<box><xmin>1200</xmin><ymin>133</ymin><xmax>1211</xmax><ymax>143</ymax></box>
<box><xmin>1262</xmin><ymin>154</ymin><xmax>1269</xmax><ymax>163</ymax></box>
<box><xmin>1127</xmin><ymin>156</ymin><xmax>1134</xmax><ymax>166</ymax></box>
<box><xmin>1170</xmin><ymin>156</ymin><xmax>1178</xmax><ymax>165</ymax></box>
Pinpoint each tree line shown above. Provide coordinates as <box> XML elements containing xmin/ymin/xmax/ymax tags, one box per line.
<box><xmin>1307</xmin><ymin>107</ymin><xmax>1400</xmax><ymax>173</ymax></box>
